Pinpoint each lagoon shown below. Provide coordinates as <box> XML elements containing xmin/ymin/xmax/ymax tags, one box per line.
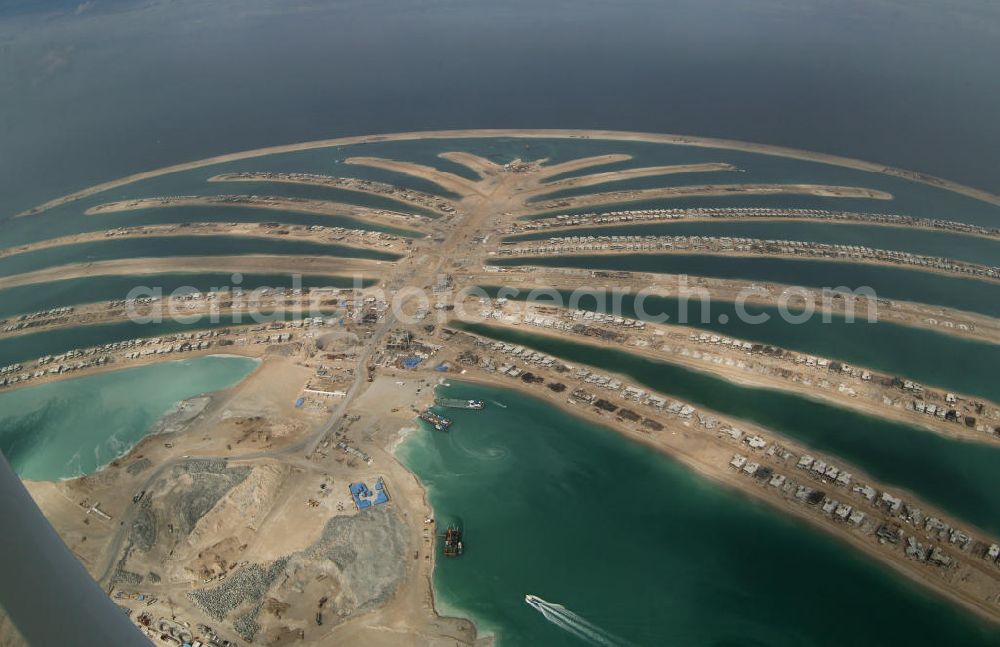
<box><xmin>0</xmin><ymin>355</ymin><xmax>259</xmax><ymax>480</ymax></box>
<box><xmin>0</xmin><ymin>235</ymin><xmax>398</xmax><ymax>278</ymax></box>
<box><xmin>503</xmin><ymin>220</ymin><xmax>1000</xmax><ymax>267</ymax></box>
<box><xmin>494</xmin><ymin>254</ymin><xmax>1000</xmax><ymax>318</ymax></box>
<box><xmin>0</xmin><ymin>272</ymin><xmax>371</xmax><ymax>320</ymax></box>
<box><xmin>478</xmin><ymin>286</ymin><xmax>1000</xmax><ymax>404</ymax></box>
<box><xmin>399</xmin><ymin>380</ymin><xmax>1000</xmax><ymax>646</ymax></box>
<box><xmin>454</xmin><ymin>322</ymin><xmax>1000</xmax><ymax>536</ymax></box>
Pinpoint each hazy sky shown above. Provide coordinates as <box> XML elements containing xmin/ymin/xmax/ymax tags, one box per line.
<box><xmin>1</xmin><ymin>0</ymin><xmax>998</xmax><ymax>216</ymax></box>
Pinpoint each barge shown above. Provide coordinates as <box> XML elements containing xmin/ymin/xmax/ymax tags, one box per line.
<box><xmin>420</xmin><ymin>410</ymin><xmax>453</xmax><ymax>431</ymax></box>
<box><xmin>435</xmin><ymin>398</ymin><xmax>485</xmax><ymax>410</ymax></box>
<box><xmin>443</xmin><ymin>526</ymin><xmax>464</xmax><ymax>557</ymax></box>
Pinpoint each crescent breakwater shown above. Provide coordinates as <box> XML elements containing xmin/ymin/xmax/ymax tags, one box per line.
<box><xmin>16</xmin><ymin>129</ymin><xmax>1000</xmax><ymax>219</ymax></box>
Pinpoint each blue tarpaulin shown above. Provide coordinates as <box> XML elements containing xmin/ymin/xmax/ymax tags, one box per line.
<box><xmin>350</xmin><ymin>479</ymin><xmax>390</xmax><ymax>510</ymax></box>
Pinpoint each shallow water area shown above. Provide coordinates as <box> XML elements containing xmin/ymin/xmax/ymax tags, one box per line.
<box><xmin>0</xmin><ymin>355</ymin><xmax>259</xmax><ymax>481</ymax></box>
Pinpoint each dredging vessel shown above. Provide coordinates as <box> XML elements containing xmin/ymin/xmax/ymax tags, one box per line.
<box><xmin>443</xmin><ymin>526</ymin><xmax>464</xmax><ymax>557</ymax></box>
<box><xmin>420</xmin><ymin>410</ymin><xmax>453</xmax><ymax>431</ymax></box>
<box><xmin>435</xmin><ymin>398</ymin><xmax>485</xmax><ymax>410</ymax></box>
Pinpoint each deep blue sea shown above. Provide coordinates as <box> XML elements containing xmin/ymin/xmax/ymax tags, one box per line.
<box><xmin>2</xmin><ymin>0</ymin><xmax>999</xmax><ymax>219</ymax></box>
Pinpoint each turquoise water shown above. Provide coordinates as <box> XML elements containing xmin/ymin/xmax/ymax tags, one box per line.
<box><xmin>0</xmin><ymin>272</ymin><xmax>371</xmax><ymax>320</ymax></box>
<box><xmin>454</xmin><ymin>322</ymin><xmax>1000</xmax><ymax>536</ymax></box>
<box><xmin>399</xmin><ymin>380</ymin><xmax>1000</xmax><ymax>646</ymax></box>
<box><xmin>0</xmin><ymin>235</ymin><xmax>399</xmax><ymax>278</ymax></box>
<box><xmin>503</xmin><ymin>220</ymin><xmax>1000</xmax><ymax>267</ymax></box>
<box><xmin>0</xmin><ymin>355</ymin><xmax>259</xmax><ymax>480</ymax></box>
<box><xmin>494</xmin><ymin>254</ymin><xmax>1000</xmax><ymax>318</ymax></box>
<box><xmin>478</xmin><ymin>286</ymin><xmax>1000</xmax><ymax>403</ymax></box>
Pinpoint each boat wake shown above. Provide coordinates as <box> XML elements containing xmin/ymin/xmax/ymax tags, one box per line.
<box><xmin>449</xmin><ymin>427</ymin><xmax>509</xmax><ymax>461</ymax></box>
<box><xmin>525</xmin><ymin>595</ymin><xmax>629</xmax><ymax>646</ymax></box>
<box><xmin>490</xmin><ymin>400</ymin><xmax>508</xmax><ymax>408</ymax></box>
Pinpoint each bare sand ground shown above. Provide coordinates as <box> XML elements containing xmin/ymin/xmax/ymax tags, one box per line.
<box><xmin>17</xmin><ymin>356</ymin><xmax>478</xmax><ymax>646</ymax></box>
<box><xmin>325</xmin><ymin>375</ymin><xmax>483</xmax><ymax>646</ymax></box>
<box><xmin>505</xmin><ymin>215</ymin><xmax>1000</xmax><ymax>242</ymax></box>
<box><xmin>525</xmin><ymin>162</ymin><xmax>739</xmax><ymax>196</ymax></box>
<box><xmin>207</xmin><ymin>173</ymin><xmax>452</xmax><ymax>215</ymax></box>
<box><xmin>495</xmin><ymin>247</ymin><xmax>1000</xmax><ymax>285</ymax></box>
<box><xmin>6</xmin><ymin>287</ymin><xmax>996</xmax><ymax>450</ymax></box>
<box><xmin>311</xmin><ymin>155</ymin><xmax>904</xmax><ymax>260</ymax></box>
<box><xmin>468</xmin><ymin>313</ymin><xmax>1000</xmax><ymax>446</ymax></box>
<box><xmin>0</xmin><ymin>283</ymin><xmax>382</xmax><ymax>341</ymax></box>
<box><xmin>532</xmin><ymin>153</ymin><xmax>632</xmax><ymax>179</ymax></box>
<box><xmin>527</xmin><ymin>183</ymin><xmax>893</xmax><ymax>214</ymax></box>
<box><xmin>18</xmin><ymin>129</ymin><xmax>998</xmax><ymax>219</ymax></box>
<box><xmin>437</xmin><ymin>151</ymin><xmax>503</xmax><ymax>178</ymax></box>
<box><xmin>465</xmin><ymin>269</ymin><xmax>1000</xmax><ymax>345</ymax></box>
<box><xmin>0</xmin><ymin>255</ymin><xmax>387</xmax><ymax>291</ymax></box>
<box><xmin>0</xmin><ymin>224</ymin><xmax>409</xmax><ymax>260</ymax></box>
<box><xmin>8</xmin><ymin>289</ymin><xmax>997</xmax><ymax>453</ymax></box>
<box><xmin>340</xmin><ymin>157</ymin><xmax>892</xmax><ymax>217</ymax></box>
<box><xmin>0</xmin><ymin>299</ymin><xmax>354</xmax><ymax>342</ymax></box>
<box><xmin>0</xmin><ymin>345</ymin><xmax>266</xmax><ymax>395</ymax></box>
<box><xmin>84</xmin><ymin>196</ymin><xmax>431</xmax><ymax>233</ymax></box>
<box><xmin>19</xmin><ymin>356</ymin><xmax>286</xmax><ymax>574</ymax></box>
<box><xmin>345</xmin><ymin>157</ymin><xmax>484</xmax><ymax>197</ymax></box>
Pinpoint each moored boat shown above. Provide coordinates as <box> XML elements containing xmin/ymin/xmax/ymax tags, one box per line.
<box><xmin>420</xmin><ymin>409</ymin><xmax>453</xmax><ymax>431</ymax></box>
<box><xmin>443</xmin><ymin>526</ymin><xmax>464</xmax><ymax>556</ymax></box>
<box><xmin>435</xmin><ymin>398</ymin><xmax>486</xmax><ymax>410</ymax></box>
